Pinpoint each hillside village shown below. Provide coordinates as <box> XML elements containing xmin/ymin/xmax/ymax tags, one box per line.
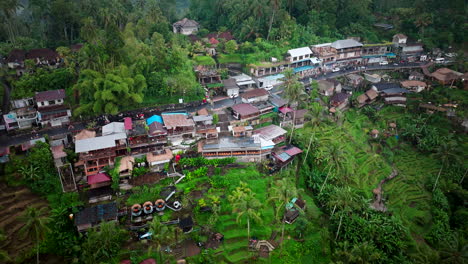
<box><xmin>0</xmin><ymin>2</ymin><xmax>467</xmax><ymax>264</ymax></box>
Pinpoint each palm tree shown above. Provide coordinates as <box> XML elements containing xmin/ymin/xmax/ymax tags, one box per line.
<box><xmin>319</xmin><ymin>143</ymin><xmax>350</xmax><ymax>194</ymax></box>
<box><xmin>282</xmin><ymin>69</ymin><xmax>306</xmax><ymax>143</ymax></box>
<box><xmin>268</xmin><ymin>177</ymin><xmax>299</xmax><ymax>250</ymax></box>
<box><xmin>18</xmin><ymin>207</ymin><xmax>51</xmax><ymax>264</ymax></box>
<box><xmin>328</xmin><ymin>186</ymin><xmax>362</xmax><ymax>240</ymax></box>
<box><xmin>266</xmin><ymin>0</ymin><xmax>279</xmax><ymax>41</ymax></box>
<box><xmin>431</xmin><ymin>140</ymin><xmax>460</xmax><ymax>192</ymax></box>
<box><xmin>228</xmin><ymin>185</ymin><xmax>262</xmax><ymax>243</ymax></box>
<box><xmin>439</xmin><ymin>231</ymin><xmax>468</xmax><ymax>263</ymax></box>
<box><xmin>19</xmin><ymin>165</ymin><xmax>40</xmax><ymax>181</ymax></box>
<box><xmin>334</xmin><ymin>241</ymin><xmax>383</xmax><ymax>264</ymax></box>
<box><xmin>149</xmin><ymin>218</ymin><xmax>172</xmax><ymax>263</ymax></box>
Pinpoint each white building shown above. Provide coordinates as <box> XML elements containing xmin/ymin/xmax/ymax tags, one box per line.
<box><xmin>173</xmin><ymin>18</ymin><xmax>199</xmax><ymax>35</ymax></box>
<box><xmin>286</xmin><ymin>47</ymin><xmax>313</xmax><ymax>63</ymax></box>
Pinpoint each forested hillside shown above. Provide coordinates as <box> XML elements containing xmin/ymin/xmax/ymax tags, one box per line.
<box><xmin>189</xmin><ymin>0</ymin><xmax>466</xmax><ymax>48</ymax></box>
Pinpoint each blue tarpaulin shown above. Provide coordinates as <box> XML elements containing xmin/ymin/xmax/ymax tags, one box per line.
<box><xmin>146</xmin><ymin>115</ymin><xmax>163</xmax><ymax>126</ymax></box>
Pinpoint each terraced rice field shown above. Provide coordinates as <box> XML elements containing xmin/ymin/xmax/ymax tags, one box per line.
<box><xmin>0</xmin><ymin>182</ymin><xmax>49</xmax><ymax>261</ymax></box>
<box><xmin>385</xmin><ymin>146</ymin><xmax>438</xmax><ymax>234</ymax></box>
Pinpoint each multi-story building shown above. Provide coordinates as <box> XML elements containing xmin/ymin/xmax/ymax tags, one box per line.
<box><xmin>35</xmin><ymin>89</ymin><xmax>71</xmax><ymax>127</ymax></box>
<box><xmin>330</xmin><ymin>39</ymin><xmax>363</xmax><ymax>65</ymax></box>
<box><xmin>75</xmin><ymin>133</ymin><xmax>128</xmax><ymax>176</ymax></box>
<box><xmin>127</xmin><ymin>118</ymin><xmax>167</xmax><ymax>156</ymax></box>
<box><xmin>161</xmin><ymin>112</ymin><xmax>195</xmax><ymax>139</ymax></box>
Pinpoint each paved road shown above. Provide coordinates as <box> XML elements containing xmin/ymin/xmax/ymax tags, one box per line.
<box><xmin>0</xmin><ymin>62</ymin><xmax>431</xmax><ymax>148</ymax></box>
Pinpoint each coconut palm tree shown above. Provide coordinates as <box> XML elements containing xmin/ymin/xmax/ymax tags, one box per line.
<box><xmin>334</xmin><ymin>241</ymin><xmax>383</xmax><ymax>264</ymax></box>
<box><xmin>431</xmin><ymin>140</ymin><xmax>460</xmax><ymax>192</ymax></box>
<box><xmin>282</xmin><ymin>69</ymin><xmax>306</xmax><ymax>143</ymax></box>
<box><xmin>328</xmin><ymin>186</ymin><xmax>362</xmax><ymax>240</ymax></box>
<box><xmin>149</xmin><ymin>218</ymin><xmax>172</xmax><ymax>263</ymax></box>
<box><xmin>268</xmin><ymin>177</ymin><xmax>299</xmax><ymax>250</ymax></box>
<box><xmin>319</xmin><ymin>143</ymin><xmax>350</xmax><ymax>194</ymax></box>
<box><xmin>229</xmin><ymin>185</ymin><xmax>262</xmax><ymax>243</ymax></box>
<box><xmin>18</xmin><ymin>207</ymin><xmax>51</xmax><ymax>264</ymax></box>
<box><xmin>439</xmin><ymin>231</ymin><xmax>468</xmax><ymax>263</ymax></box>
<box><xmin>266</xmin><ymin>0</ymin><xmax>280</xmax><ymax>41</ymax></box>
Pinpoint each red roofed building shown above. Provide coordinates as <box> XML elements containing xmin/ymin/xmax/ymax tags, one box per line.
<box><xmin>35</xmin><ymin>89</ymin><xmax>71</xmax><ymax>127</ymax></box>
<box><xmin>231</xmin><ymin>103</ymin><xmax>260</xmax><ymax>121</ymax></box>
<box><xmin>240</xmin><ymin>88</ymin><xmax>269</xmax><ymax>103</ymax></box>
<box><xmin>209</xmin><ymin>37</ymin><xmax>219</xmax><ymax>45</ymax></box>
<box><xmin>26</xmin><ymin>48</ymin><xmax>60</xmax><ymax>66</ymax></box>
<box><xmin>87</xmin><ymin>172</ymin><xmax>111</xmax><ymax>189</ymax></box>
<box><xmin>272</xmin><ymin>145</ymin><xmax>303</xmax><ymax>167</ymax></box>
<box><xmin>124</xmin><ymin>117</ymin><xmax>133</xmax><ymax>130</ymax></box>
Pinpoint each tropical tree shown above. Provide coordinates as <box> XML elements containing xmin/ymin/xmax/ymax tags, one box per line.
<box><xmin>81</xmin><ymin>221</ymin><xmax>128</xmax><ymax>264</ymax></box>
<box><xmin>328</xmin><ymin>186</ymin><xmax>362</xmax><ymax>240</ymax></box>
<box><xmin>431</xmin><ymin>140</ymin><xmax>460</xmax><ymax>192</ymax></box>
<box><xmin>268</xmin><ymin>177</ymin><xmax>299</xmax><ymax>250</ymax></box>
<box><xmin>149</xmin><ymin>218</ymin><xmax>173</xmax><ymax>263</ymax></box>
<box><xmin>19</xmin><ymin>164</ymin><xmax>40</xmax><ymax>181</ymax></box>
<box><xmin>282</xmin><ymin>69</ymin><xmax>306</xmax><ymax>143</ymax></box>
<box><xmin>18</xmin><ymin>207</ymin><xmax>51</xmax><ymax>264</ymax></box>
<box><xmin>439</xmin><ymin>231</ymin><xmax>468</xmax><ymax>264</ymax></box>
<box><xmin>334</xmin><ymin>241</ymin><xmax>384</xmax><ymax>264</ymax></box>
<box><xmin>319</xmin><ymin>143</ymin><xmax>350</xmax><ymax>194</ymax></box>
<box><xmin>228</xmin><ymin>183</ymin><xmax>263</xmax><ymax>243</ymax></box>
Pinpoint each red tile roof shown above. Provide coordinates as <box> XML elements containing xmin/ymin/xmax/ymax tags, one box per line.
<box><xmin>209</xmin><ymin>37</ymin><xmax>219</xmax><ymax>45</ymax></box>
<box><xmin>35</xmin><ymin>89</ymin><xmax>66</xmax><ymax>102</ymax></box>
<box><xmin>231</xmin><ymin>103</ymin><xmax>259</xmax><ymax>116</ymax></box>
<box><xmin>87</xmin><ymin>173</ymin><xmax>111</xmax><ymax>185</ymax></box>
<box><xmin>51</xmin><ymin>144</ymin><xmax>67</xmax><ymax>159</ymax></box>
<box><xmin>6</xmin><ymin>49</ymin><xmax>26</xmax><ymax>63</ymax></box>
<box><xmin>240</xmin><ymin>88</ymin><xmax>269</xmax><ymax>99</ymax></box>
<box><xmin>285</xmin><ymin>146</ymin><xmax>303</xmax><ymax>156</ymax></box>
<box><xmin>124</xmin><ymin>117</ymin><xmax>133</xmax><ymax>130</ymax></box>
<box><xmin>279</xmin><ymin>106</ymin><xmax>294</xmax><ymax>114</ymax></box>
<box><xmin>26</xmin><ymin>48</ymin><xmax>59</xmax><ymax>61</ymax></box>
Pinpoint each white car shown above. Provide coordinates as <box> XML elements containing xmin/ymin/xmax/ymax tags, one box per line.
<box><xmin>332</xmin><ymin>68</ymin><xmax>340</xmax><ymax>72</ymax></box>
<box><xmin>379</xmin><ymin>61</ymin><xmax>389</xmax><ymax>65</ymax></box>
<box><xmin>264</xmin><ymin>85</ymin><xmax>274</xmax><ymax>91</ymax></box>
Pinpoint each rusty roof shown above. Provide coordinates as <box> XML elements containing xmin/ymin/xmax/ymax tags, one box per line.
<box><xmin>35</xmin><ymin>89</ymin><xmax>66</xmax><ymax>102</ymax></box>
<box><xmin>146</xmin><ymin>149</ymin><xmax>173</xmax><ymax>163</ymax></box>
<box><xmin>74</xmin><ymin>129</ymin><xmax>96</xmax><ymax>141</ymax></box>
<box><xmin>400</xmin><ymin>80</ymin><xmax>427</xmax><ymax>88</ymax></box>
<box><xmin>161</xmin><ymin>113</ymin><xmax>195</xmax><ymax>129</ymax></box>
<box><xmin>51</xmin><ymin>144</ymin><xmax>67</xmax><ymax>159</ymax></box>
<box><xmin>119</xmin><ymin>156</ymin><xmax>135</xmax><ymax>172</ymax></box>
<box><xmin>240</xmin><ymin>88</ymin><xmax>269</xmax><ymax>99</ymax></box>
<box><xmin>231</xmin><ymin>103</ymin><xmax>259</xmax><ymax>116</ymax></box>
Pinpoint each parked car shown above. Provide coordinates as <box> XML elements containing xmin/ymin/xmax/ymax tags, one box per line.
<box><xmin>435</xmin><ymin>57</ymin><xmax>445</xmax><ymax>64</ymax></box>
<box><xmin>264</xmin><ymin>85</ymin><xmax>274</xmax><ymax>91</ymax></box>
<box><xmin>332</xmin><ymin>68</ymin><xmax>340</xmax><ymax>72</ymax></box>
<box><xmin>379</xmin><ymin>61</ymin><xmax>389</xmax><ymax>65</ymax></box>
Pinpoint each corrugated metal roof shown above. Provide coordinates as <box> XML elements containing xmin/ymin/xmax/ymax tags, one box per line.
<box><xmin>102</xmin><ymin>122</ymin><xmax>125</xmax><ymax>136</ymax></box>
<box><xmin>75</xmin><ymin>133</ymin><xmax>126</xmax><ymax>153</ymax></box>
<box><xmin>331</xmin><ymin>39</ymin><xmax>363</xmax><ymax>49</ymax></box>
<box><xmin>253</xmin><ymin>125</ymin><xmax>287</xmax><ymax>141</ymax></box>
<box><xmin>193</xmin><ymin>115</ymin><xmax>213</xmax><ymax>122</ymax></box>
<box><xmin>287</xmin><ymin>47</ymin><xmax>312</xmax><ymax>58</ymax></box>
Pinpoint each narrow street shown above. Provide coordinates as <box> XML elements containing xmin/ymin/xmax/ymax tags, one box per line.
<box><xmin>0</xmin><ymin>62</ymin><xmax>432</xmax><ymax>148</ymax></box>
